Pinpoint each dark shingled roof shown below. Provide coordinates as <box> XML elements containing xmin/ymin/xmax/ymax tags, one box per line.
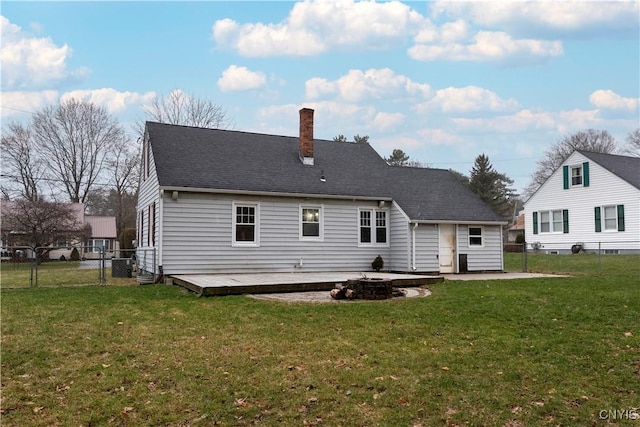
<box><xmin>578</xmin><ymin>150</ymin><xmax>640</xmax><ymax>189</ymax></box>
<box><xmin>146</xmin><ymin>121</ymin><xmax>505</xmax><ymax>223</ymax></box>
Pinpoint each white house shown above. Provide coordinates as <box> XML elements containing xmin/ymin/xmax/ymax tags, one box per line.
<box><xmin>524</xmin><ymin>150</ymin><xmax>640</xmax><ymax>254</ymax></box>
<box><xmin>136</xmin><ymin>109</ymin><xmax>507</xmax><ymax>283</ymax></box>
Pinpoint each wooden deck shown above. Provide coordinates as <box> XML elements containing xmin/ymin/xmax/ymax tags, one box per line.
<box><xmin>169</xmin><ymin>272</ymin><xmax>443</xmax><ymax>296</ymax></box>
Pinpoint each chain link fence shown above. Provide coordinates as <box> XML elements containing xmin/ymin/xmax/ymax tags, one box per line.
<box><xmin>505</xmin><ymin>240</ymin><xmax>640</xmax><ymax>275</ymax></box>
<box><xmin>0</xmin><ymin>246</ymin><xmax>157</xmax><ymax>288</ymax></box>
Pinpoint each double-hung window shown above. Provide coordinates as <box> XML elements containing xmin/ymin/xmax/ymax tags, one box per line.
<box><xmin>571</xmin><ymin>165</ymin><xmax>583</xmax><ymax>186</ymax></box>
<box><xmin>534</xmin><ymin>209</ymin><xmax>569</xmax><ymax>234</ymax></box>
<box><xmin>595</xmin><ymin>205</ymin><xmax>625</xmax><ymax>232</ymax></box>
<box><xmin>359</xmin><ymin>209</ymin><xmax>388</xmax><ymax>245</ymax></box>
<box><xmin>468</xmin><ymin>227</ymin><xmax>483</xmax><ymax>246</ymax></box>
<box><xmin>300</xmin><ymin>206</ymin><xmax>323</xmax><ymax>240</ymax></box>
<box><xmin>233</xmin><ymin>203</ymin><xmax>259</xmax><ymax>246</ymax></box>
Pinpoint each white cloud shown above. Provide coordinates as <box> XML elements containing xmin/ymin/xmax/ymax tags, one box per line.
<box><xmin>415</xmin><ymin>86</ymin><xmax>519</xmax><ymax>113</ymax></box>
<box><xmin>0</xmin><ymin>15</ymin><xmax>88</xmax><ymax>90</ymax></box>
<box><xmin>589</xmin><ymin>89</ymin><xmax>639</xmax><ymax>111</ymax></box>
<box><xmin>430</xmin><ymin>1</ymin><xmax>639</xmax><ymax>37</ymax></box>
<box><xmin>60</xmin><ymin>88</ymin><xmax>155</xmax><ymax>113</ymax></box>
<box><xmin>451</xmin><ymin>108</ymin><xmax>599</xmax><ymax>134</ymax></box>
<box><xmin>212</xmin><ymin>0</ymin><xmax>426</xmax><ymax>57</ymax></box>
<box><xmin>305</xmin><ymin>68</ymin><xmax>431</xmax><ymax>102</ymax></box>
<box><xmin>372</xmin><ymin>112</ymin><xmax>405</xmax><ymax>131</ymax></box>
<box><xmin>416</xmin><ymin>128</ymin><xmax>460</xmax><ymax>146</ymax></box>
<box><xmin>409</xmin><ymin>31</ymin><xmax>563</xmax><ymax>63</ymax></box>
<box><xmin>0</xmin><ymin>90</ymin><xmax>58</xmax><ymax>119</ymax></box>
<box><xmin>218</xmin><ymin>65</ymin><xmax>267</xmax><ymax>92</ymax></box>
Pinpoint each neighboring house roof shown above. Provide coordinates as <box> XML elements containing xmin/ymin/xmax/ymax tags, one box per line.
<box><xmin>577</xmin><ymin>150</ymin><xmax>640</xmax><ymax>189</ymax></box>
<box><xmin>146</xmin><ymin>121</ymin><xmax>505</xmax><ymax>224</ymax></box>
<box><xmin>509</xmin><ymin>214</ymin><xmax>525</xmax><ymax>231</ymax></box>
<box><xmin>85</xmin><ymin>216</ymin><xmax>117</xmax><ymax>239</ymax></box>
<box><xmin>1</xmin><ymin>201</ymin><xmax>116</xmax><ymax>239</ymax></box>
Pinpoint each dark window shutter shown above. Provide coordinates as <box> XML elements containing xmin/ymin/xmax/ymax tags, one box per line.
<box><xmin>563</xmin><ymin>165</ymin><xmax>569</xmax><ymax>189</ymax></box>
<box><xmin>617</xmin><ymin>205</ymin><xmax>625</xmax><ymax>231</ymax></box>
<box><xmin>562</xmin><ymin>209</ymin><xmax>569</xmax><ymax>233</ymax></box>
<box><xmin>533</xmin><ymin>212</ymin><xmax>538</xmax><ymax>235</ymax></box>
<box><xmin>594</xmin><ymin>207</ymin><xmax>601</xmax><ymax>232</ymax></box>
<box><xmin>582</xmin><ymin>162</ymin><xmax>590</xmax><ymax>187</ymax></box>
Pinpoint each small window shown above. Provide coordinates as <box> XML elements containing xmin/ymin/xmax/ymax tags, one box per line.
<box><xmin>90</xmin><ymin>239</ymin><xmax>110</xmax><ymax>253</ymax></box>
<box><xmin>603</xmin><ymin>205</ymin><xmax>617</xmax><ymax>231</ymax></box>
<box><xmin>376</xmin><ymin>211</ymin><xmax>387</xmax><ymax>244</ymax></box>
<box><xmin>360</xmin><ymin>210</ymin><xmax>372</xmax><ymax>243</ymax></box>
<box><xmin>469</xmin><ymin>227</ymin><xmax>483</xmax><ymax>246</ymax></box>
<box><xmin>233</xmin><ymin>203</ymin><xmax>259</xmax><ymax>246</ymax></box>
<box><xmin>571</xmin><ymin>166</ymin><xmax>583</xmax><ymax>186</ymax></box>
<box><xmin>300</xmin><ymin>206</ymin><xmax>323</xmax><ymax>240</ymax></box>
<box><xmin>540</xmin><ymin>211</ymin><xmax>550</xmax><ymax>233</ymax></box>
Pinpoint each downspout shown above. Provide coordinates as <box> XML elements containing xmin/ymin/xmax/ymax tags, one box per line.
<box><xmin>156</xmin><ymin>189</ymin><xmax>164</xmax><ymax>283</ymax></box>
<box><xmin>412</xmin><ymin>223</ymin><xmax>419</xmax><ymax>271</ymax></box>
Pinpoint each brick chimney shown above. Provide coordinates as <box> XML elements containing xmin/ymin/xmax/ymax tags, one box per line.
<box><xmin>299</xmin><ymin>108</ymin><xmax>314</xmax><ymax>165</ymax></box>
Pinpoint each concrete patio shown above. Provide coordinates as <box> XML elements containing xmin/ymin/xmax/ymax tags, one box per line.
<box><xmin>169</xmin><ymin>271</ymin><xmax>444</xmax><ymax>296</ymax></box>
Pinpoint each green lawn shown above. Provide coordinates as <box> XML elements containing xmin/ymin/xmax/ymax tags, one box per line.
<box><xmin>1</xmin><ymin>255</ymin><xmax>639</xmax><ymax>426</ymax></box>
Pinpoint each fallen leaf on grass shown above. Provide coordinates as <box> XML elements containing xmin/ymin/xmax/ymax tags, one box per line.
<box><xmin>624</xmin><ymin>332</ymin><xmax>633</xmax><ymax>337</ymax></box>
<box><xmin>441</xmin><ymin>366</ymin><xmax>449</xmax><ymax>371</ymax></box>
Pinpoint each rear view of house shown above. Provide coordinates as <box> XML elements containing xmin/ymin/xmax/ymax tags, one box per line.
<box><xmin>136</xmin><ymin>109</ymin><xmax>506</xmax><ymax>282</ymax></box>
<box><xmin>524</xmin><ymin>150</ymin><xmax>640</xmax><ymax>254</ymax></box>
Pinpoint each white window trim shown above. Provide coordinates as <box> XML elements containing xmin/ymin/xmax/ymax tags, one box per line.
<box><xmin>602</xmin><ymin>205</ymin><xmax>618</xmax><ymax>232</ymax></box>
<box><xmin>358</xmin><ymin>208</ymin><xmax>389</xmax><ymax>247</ymax></box>
<box><xmin>299</xmin><ymin>205</ymin><xmax>324</xmax><ymax>241</ymax></box>
<box><xmin>468</xmin><ymin>226</ymin><xmax>484</xmax><ymax>247</ymax></box>
<box><xmin>538</xmin><ymin>209</ymin><xmax>563</xmax><ymax>234</ymax></box>
<box><xmin>570</xmin><ymin>164</ymin><xmax>583</xmax><ymax>187</ymax></box>
<box><xmin>232</xmin><ymin>202</ymin><xmax>260</xmax><ymax>247</ymax></box>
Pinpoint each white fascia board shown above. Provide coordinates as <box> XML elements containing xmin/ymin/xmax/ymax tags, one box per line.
<box><xmin>159</xmin><ymin>186</ymin><xmax>393</xmax><ymax>202</ymax></box>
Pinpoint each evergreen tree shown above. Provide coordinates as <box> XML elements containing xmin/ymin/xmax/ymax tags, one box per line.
<box><xmin>469</xmin><ymin>154</ymin><xmax>517</xmax><ymax>220</ymax></box>
<box><xmin>385</xmin><ymin>149</ymin><xmax>411</xmax><ymax>166</ymax></box>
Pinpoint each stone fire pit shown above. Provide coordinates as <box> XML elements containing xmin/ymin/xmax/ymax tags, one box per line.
<box><xmin>330</xmin><ymin>277</ymin><xmax>404</xmax><ymax>300</ymax></box>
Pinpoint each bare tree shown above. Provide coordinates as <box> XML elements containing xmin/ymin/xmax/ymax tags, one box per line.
<box><xmin>523</xmin><ymin>129</ymin><xmax>618</xmax><ymax>198</ymax></box>
<box><xmin>1</xmin><ymin>121</ymin><xmax>45</xmax><ymax>201</ymax></box>
<box><xmin>623</xmin><ymin>128</ymin><xmax>640</xmax><ymax>157</ymax></box>
<box><xmin>1</xmin><ymin>199</ymin><xmax>90</xmax><ymax>260</ymax></box>
<box><xmin>107</xmin><ymin>134</ymin><xmax>140</xmax><ymax>240</ymax></box>
<box><xmin>32</xmin><ymin>99</ymin><xmax>124</xmax><ymax>203</ymax></box>
<box><xmin>144</xmin><ymin>90</ymin><xmax>233</xmax><ymax>129</ymax></box>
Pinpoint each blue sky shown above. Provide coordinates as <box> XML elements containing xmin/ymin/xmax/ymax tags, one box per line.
<box><xmin>1</xmin><ymin>1</ymin><xmax>639</xmax><ymax>193</ymax></box>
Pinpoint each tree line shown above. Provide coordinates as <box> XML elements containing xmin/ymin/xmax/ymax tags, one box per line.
<box><xmin>1</xmin><ymin>91</ymin><xmax>232</xmax><ymax>251</ymax></box>
<box><xmin>338</xmin><ymin>128</ymin><xmax>640</xmax><ymax>223</ymax></box>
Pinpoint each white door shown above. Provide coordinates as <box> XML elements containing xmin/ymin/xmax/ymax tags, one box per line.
<box><xmin>439</xmin><ymin>224</ymin><xmax>456</xmax><ymax>273</ymax></box>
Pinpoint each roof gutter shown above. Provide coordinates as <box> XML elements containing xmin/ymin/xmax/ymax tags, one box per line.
<box><xmin>160</xmin><ymin>186</ymin><xmax>393</xmax><ymax>203</ymax></box>
<box><xmin>411</xmin><ymin>219</ymin><xmax>508</xmax><ymax>226</ymax></box>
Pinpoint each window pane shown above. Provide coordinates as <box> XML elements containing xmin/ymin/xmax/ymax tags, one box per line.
<box><xmin>303</xmin><ymin>223</ymin><xmax>320</xmax><ymax>237</ymax></box>
<box><xmin>470</xmin><ymin>237</ymin><xmax>482</xmax><ymax>246</ymax></box>
<box><xmin>360</xmin><ymin>211</ymin><xmax>371</xmax><ymax>227</ymax></box>
<box><xmin>469</xmin><ymin>227</ymin><xmax>481</xmax><ymax>236</ymax></box>
<box><xmin>604</xmin><ymin>206</ymin><xmax>616</xmax><ymax>230</ymax></box>
<box><xmin>552</xmin><ymin>210</ymin><xmax>563</xmax><ymax>232</ymax></box>
<box><xmin>376</xmin><ymin>211</ymin><xmax>386</xmax><ymax>226</ymax></box>
<box><xmin>360</xmin><ymin>227</ymin><xmax>371</xmax><ymax>243</ymax></box>
<box><xmin>540</xmin><ymin>212</ymin><xmax>550</xmax><ymax>233</ymax></box>
<box><xmin>236</xmin><ymin>225</ymin><xmax>255</xmax><ymax>241</ymax></box>
<box><xmin>376</xmin><ymin>227</ymin><xmax>386</xmax><ymax>243</ymax></box>
<box><xmin>571</xmin><ymin>166</ymin><xmax>582</xmax><ymax>185</ymax></box>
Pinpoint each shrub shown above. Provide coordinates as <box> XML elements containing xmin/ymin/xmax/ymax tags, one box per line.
<box><xmin>70</xmin><ymin>247</ymin><xmax>80</xmax><ymax>261</ymax></box>
<box><xmin>515</xmin><ymin>233</ymin><xmax>525</xmax><ymax>244</ymax></box>
<box><xmin>371</xmin><ymin>255</ymin><xmax>384</xmax><ymax>272</ymax></box>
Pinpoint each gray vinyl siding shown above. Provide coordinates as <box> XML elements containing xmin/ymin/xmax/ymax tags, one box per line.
<box><xmin>457</xmin><ymin>225</ymin><xmax>503</xmax><ymax>271</ymax></box>
<box><xmin>389</xmin><ymin>204</ymin><xmax>410</xmax><ymax>271</ymax></box>
<box><xmin>136</xmin><ymin>142</ymin><xmax>160</xmax><ymax>275</ymax></box>
<box><xmin>161</xmin><ymin>192</ymin><xmax>392</xmax><ymax>274</ymax></box>
<box><xmin>413</xmin><ymin>224</ymin><xmax>439</xmax><ymax>272</ymax></box>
